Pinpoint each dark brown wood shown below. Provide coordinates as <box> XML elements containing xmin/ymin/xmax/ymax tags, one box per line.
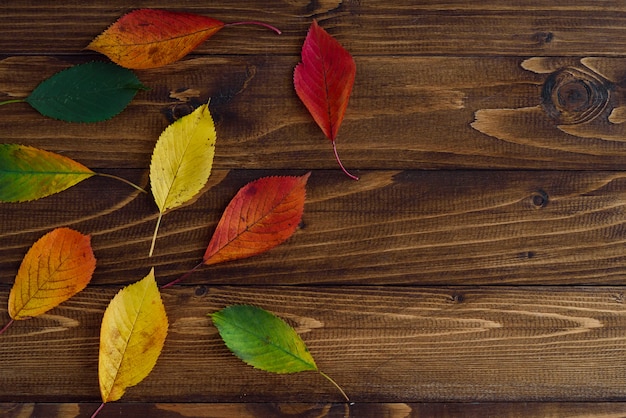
<box><xmin>2</xmin><ymin>1</ymin><xmax>626</xmax><ymax>415</ymax></box>
<box><xmin>2</xmin><ymin>2</ymin><xmax>626</xmax><ymax>56</ymax></box>
<box><xmin>5</xmin><ymin>402</ymin><xmax>626</xmax><ymax>418</ymax></box>
<box><xmin>2</xmin><ymin>286</ymin><xmax>626</xmax><ymax>403</ymax></box>
<box><xmin>4</xmin><ymin>170</ymin><xmax>626</xmax><ymax>286</ymax></box>
<box><xmin>4</xmin><ymin>55</ymin><xmax>626</xmax><ymax>171</ymax></box>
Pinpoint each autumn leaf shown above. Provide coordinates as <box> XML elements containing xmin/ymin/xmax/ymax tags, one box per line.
<box><xmin>211</xmin><ymin>305</ymin><xmax>348</xmax><ymax>401</ymax></box>
<box><xmin>161</xmin><ymin>173</ymin><xmax>309</xmax><ymax>288</ymax></box>
<box><xmin>203</xmin><ymin>173</ymin><xmax>310</xmax><ymax>265</ymax></box>
<box><xmin>87</xmin><ymin>9</ymin><xmax>281</xmax><ymax>69</ymax></box>
<box><xmin>0</xmin><ymin>62</ymin><xmax>147</xmax><ymax>122</ymax></box>
<box><xmin>149</xmin><ymin>103</ymin><xmax>216</xmax><ymax>256</ymax></box>
<box><xmin>95</xmin><ymin>268</ymin><xmax>168</xmax><ymax>416</ymax></box>
<box><xmin>0</xmin><ymin>144</ymin><xmax>145</xmax><ymax>202</ymax></box>
<box><xmin>0</xmin><ymin>228</ymin><xmax>96</xmax><ymax>335</ymax></box>
<box><xmin>294</xmin><ymin>20</ymin><xmax>358</xmax><ymax>180</ymax></box>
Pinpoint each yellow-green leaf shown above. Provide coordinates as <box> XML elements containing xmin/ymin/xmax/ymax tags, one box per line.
<box><xmin>0</xmin><ymin>144</ymin><xmax>94</xmax><ymax>202</ymax></box>
<box><xmin>0</xmin><ymin>144</ymin><xmax>146</xmax><ymax>203</ymax></box>
<box><xmin>211</xmin><ymin>305</ymin><xmax>349</xmax><ymax>401</ymax></box>
<box><xmin>148</xmin><ymin>103</ymin><xmax>216</xmax><ymax>256</ymax></box>
<box><xmin>98</xmin><ymin>268</ymin><xmax>168</xmax><ymax>403</ymax></box>
<box><xmin>211</xmin><ymin>305</ymin><xmax>317</xmax><ymax>374</ymax></box>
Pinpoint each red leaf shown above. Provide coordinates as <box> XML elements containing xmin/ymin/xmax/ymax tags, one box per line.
<box><xmin>294</xmin><ymin>21</ymin><xmax>357</xmax><ymax>180</ymax></box>
<box><xmin>203</xmin><ymin>173</ymin><xmax>310</xmax><ymax>266</ymax></box>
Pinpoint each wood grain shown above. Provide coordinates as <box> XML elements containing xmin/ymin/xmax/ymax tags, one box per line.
<box><xmin>2</xmin><ymin>1</ymin><xmax>626</xmax><ymax>56</ymax></box>
<box><xmin>1</xmin><ymin>286</ymin><xmax>626</xmax><ymax>403</ymax></box>
<box><xmin>3</xmin><ymin>170</ymin><xmax>626</xmax><ymax>286</ymax></box>
<box><xmin>2</xmin><ymin>0</ymin><xmax>626</xmax><ymax>415</ymax></box>
<box><xmin>4</xmin><ymin>55</ymin><xmax>626</xmax><ymax>171</ymax></box>
<box><xmin>5</xmin><ymin>402</ymin><xmax>626</xmax><ymax>418</ymax></box>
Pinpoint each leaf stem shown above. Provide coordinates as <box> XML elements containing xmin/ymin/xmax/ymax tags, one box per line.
<box><xmin>149</xmin><ymin>212</ymin><xmax>163</xmax><ymax>257</ymax></box>
<box><xmin>332</xmin><ymin>141</ymin><xmax>359</xmax><ymax>181</ymax></box>
<box><xmin>226</xmin><ymin>21</ymin><xmax>282</xmax><ymax>35</ymax></box>
<box><xmin>0</xmin><ymin>319</ymin><xmax>14</xmax><ymax>336</ymax></box>
<box><xmin>160</xmin><ymin>261</ymin><xmax>204</xmax><ymax>289</ymax></box>
<box><xmin>95</xmin><ymin>172</ymin><xmax>147</xmax><ymax>193</ymax></box>
<box><xmin>0</xmin><ymin>98</ymin><xmax>26</xmax><ymax>106</ymax></box>
<box><xmin>90</xmin><ymin>402</ymin><xmax>105</xmax><ymax>418</ymax></box>
<box><xmin>319</xmin><ymin>370</ymin><xmax>350</xmax><ymax>402</ymax></box>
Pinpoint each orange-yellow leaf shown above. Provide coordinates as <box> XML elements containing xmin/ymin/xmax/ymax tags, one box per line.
<box><xmin>87</xmin><ymin>9</ymin><xmax>225</xmax><ymax>69</ymax></box>
<box><xmin>98</xmin><ymin>268</ymin><xmax>168</xmax><ymax>403</ymax></box>
<box><xmin>8</xmin><ymin>228</ymin><xmax>96</xmax><ymax>320</ymax></box>
<box><xmin>203</xmin><ymin>173</ymin><xmax>310</xmax><ymax>266</ymax></box>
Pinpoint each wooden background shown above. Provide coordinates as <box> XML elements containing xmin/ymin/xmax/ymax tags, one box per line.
<box><xmin>2</xmin><ymin>1</ymin><xmax>626</xmax><ymax>416</ymax></box>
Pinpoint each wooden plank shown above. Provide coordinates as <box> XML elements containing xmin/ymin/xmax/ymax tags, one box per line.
<box><xmin>3</xmin><ymin>169</ymin><xmax>626</xmax><ymax>286</ymax></box>
<box><xmin>3</xmin><ymin>55</ymin><xmax>626</xmax><ymax>171</ymax></box>
<box><xmin>1</xmin><ymin>286</ymin><xmax>626</xmax><ymax>402</ymax></box>
<box><xmin>2</xmin><ymin>2</ymin><xmax>626</xmax><ymax>56</ymax></box>
<box><xmin>5</xmin><ymin>402</ymin><xmax>626</xmax><ymax>418</ymax></box>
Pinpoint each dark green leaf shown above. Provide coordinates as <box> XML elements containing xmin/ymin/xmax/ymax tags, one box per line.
<box><xmin>25</xmin><ymin>61</ymin><xmax>147</xmax><ymax>122</ymax></box>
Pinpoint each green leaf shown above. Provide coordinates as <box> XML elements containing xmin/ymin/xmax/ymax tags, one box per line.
<box><xmin>0</xmin><ymin>144</ymin><xmax>146</xmax><ymax>202</ymax></box>
<box><xmin>211</xmin><ymin>305</ymin><xmax>317</xmax><ymax>374</ymax></box>
<box><xmin>0</xmin><ymin>144</ymin><xmax>94</xmax><ymax>202</ymax></box>
<box><xmin>211</xmin><ymin>305</ymin><xmax>349</xmax><ymax>401</ymax></box>
<box><xmin>24</xmin><ymin>61</ymin><xmax>146</xmax><ymax>122</ymax></box>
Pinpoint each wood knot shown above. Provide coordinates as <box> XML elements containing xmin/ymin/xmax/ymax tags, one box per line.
<box><xmin>541</xmin><ymin>67</ymin><xmax>610</xmax><ymax>125</ymax></box>
<box><xmin>530</xmin><ymin>190</ymin><xmax>549</xmax><ymax>208</ymax></box>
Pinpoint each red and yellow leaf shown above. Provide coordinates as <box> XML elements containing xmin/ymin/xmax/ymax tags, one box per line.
<box><xmin>8</xmin><ymin>228</ymin><xmax>96</xmax><ymax>320</ymax></box>
<box><xmin>203</xmin><ymin>173</ymin><xmax>310</xmax><ymax>266</ymax></box>
<box><xmin>294</xmin><ymin>20</ymin><xmax>357</xmax><ymax>180</ymax></box>
<box><xmin>87</xmin><ymin>9</ymin><xmax>225</xmax><ymax>69</ymax></box>
<box><xmin>87</xmin><ymin>9</ymin><xmax>281</xmax><ymax>70</ymax></box>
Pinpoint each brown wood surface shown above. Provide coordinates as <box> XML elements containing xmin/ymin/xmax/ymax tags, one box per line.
<box><xmin>2</xmin><ymin>1</ymin><xmax>626</xmax><ymax>417</ymax></box>
<box><xmin>2</xmin><ymin>286</ymin><xmax>626</xmax><ymax>403</ymax></box>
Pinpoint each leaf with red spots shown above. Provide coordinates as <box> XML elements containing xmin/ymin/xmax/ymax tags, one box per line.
<box><xmin>294</xmin><ymin>20</ymin><xmax>357</xmax><ymax>180</ymax></box>
<box><xmin>87</xmin><ymin>9</ymin><xmax>281</xmax><ymax>69</ymax></box>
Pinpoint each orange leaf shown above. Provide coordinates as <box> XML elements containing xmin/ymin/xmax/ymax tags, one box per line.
<box><xmin>8</xmin><ymin>228</ymin><xmax>96</xmax><ymax>320</ymax></box>
<box><xmin>87</xmin><ymin>9</ymin><xmax>281</xmax><ymax>70</ymax></box>
<box><xmin>294</xmin><ymin>20</ymin><xmax>357</xmax><ymax>180</ymax></box>
<box><xmin>87</xmin><ymin>9</ymin><xmax>225</xmax><ymax>69</ymax></box>
<box><xmin>203</xmin><ymin>173</ymin><xmax>310</xmax><ymax>266</ymax></box>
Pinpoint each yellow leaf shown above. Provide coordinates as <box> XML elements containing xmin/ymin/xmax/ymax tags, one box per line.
<box><xmin>8</xmin><ymin>227</ymin><xmax>96</xmax><ymax>320</ymax></box>
<box><xmin>148</xmin><ymin>103</ymin><xmax>216</xmax><ymax>256</ymax></box>
<box><xmin>98</xmin><ymin>268</ymin><xmax>168</xmax><ymax>403</ymax></box>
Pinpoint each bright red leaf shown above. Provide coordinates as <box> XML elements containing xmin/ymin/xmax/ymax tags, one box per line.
<box><xmin>294</xmin><ymin>20</ymin><xmax>357</xmax><ymax>180</ymax></box>
<box><xmin>87</xmin><ymin>9</ymin><xmax>281</xmax><ymax>69</ymax></box>
<box><xmin>203</xmin><ymin>173</ymin><xmax>310</xmax><ymax>265</ymax></box>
